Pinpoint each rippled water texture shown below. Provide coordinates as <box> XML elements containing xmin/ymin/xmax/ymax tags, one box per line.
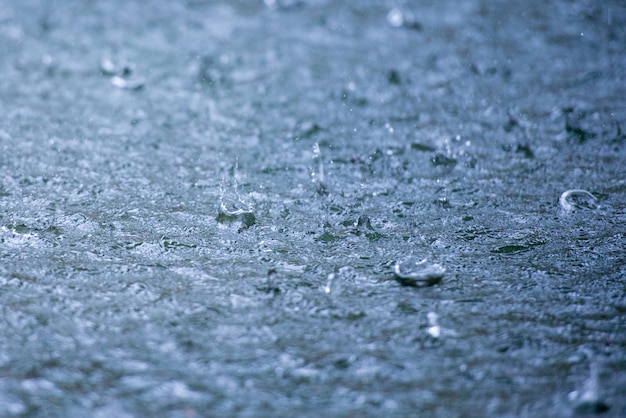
<box><xmin>1</xmin><ymin>0</ymin><xmax>625</xmax><ymax>416</ymax></box>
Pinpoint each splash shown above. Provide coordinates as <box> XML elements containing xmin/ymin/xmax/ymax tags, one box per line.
<box><xmin>558</xmin><ymin>189</ymin><xmax>598</xmax><ymax>212</ymax></box>
<box><xmin>393</xmin><ymin>257</ymin><xmax>445</xmax><ymax>287</ymax></box>
<box><xmin>311</xmin><ymin>142</ymin><xmax>327</xmax><ymax>194</ymax></box>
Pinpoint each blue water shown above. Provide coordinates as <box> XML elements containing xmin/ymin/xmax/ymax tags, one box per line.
<box><xmin>1</xmin><ymin>0</ymin><xmax>625</xmax><ymax>416</ymax></box>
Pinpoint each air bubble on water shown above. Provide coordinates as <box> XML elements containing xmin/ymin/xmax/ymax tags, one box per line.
<box><xmin>558</xmin><ymin>189</ymin><xmax>599</xmax><ymax>212</ymax></box>
<box><xmin>393</xmin><ymin>257</ymin><xmax>445</xmax><ymax>286</ymax></box>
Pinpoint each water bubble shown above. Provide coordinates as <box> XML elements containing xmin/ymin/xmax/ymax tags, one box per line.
<box><xmin>393</xmin><ymin>258</ymin><xmax>445</xmax><ymax>286</ymax></box>
<box><xmin>558</xmin><ymin>189</ymin><xmax>598</xmax><ymax>212</ymax></box>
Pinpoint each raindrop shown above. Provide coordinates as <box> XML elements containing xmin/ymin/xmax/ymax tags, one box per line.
<box><xmin>393</xmin><ymin>257</ymin><xmax>445</xmax><ymax>286</ymax></box>
<box><xmin>558</xmin><ymin>189</ymin><xmax>598</xmax><ymax>212</ymax></box>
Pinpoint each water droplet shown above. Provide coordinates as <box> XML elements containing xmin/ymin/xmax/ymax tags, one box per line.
<box><xmin>393</xmin><ymin>258</ymin><xmax>445</xmax><ymax>286</ymax></box>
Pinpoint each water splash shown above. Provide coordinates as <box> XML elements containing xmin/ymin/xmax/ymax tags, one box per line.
<box><xmin>558</xmin><ymin>189</ymin><xmax>598</xmax><ymax>212</ymax></box>
<box><xmin>311</xmin><ymin>142</ymin><xmax>327</xmax><ymax>194</ymax></box>
<box><xmin>393</xmin><ymin>258</ymin><xmax>445</xmax><ymax>287</ymax></box>
<box><xmin>216</xmin><ymin>162</ymin><xmax>256</xmax><ymax>230</ymax></box>
<box><xmin>426</xmin><ymin>312</ymin><xmax>458</xmax><ymax>339</ymax></box>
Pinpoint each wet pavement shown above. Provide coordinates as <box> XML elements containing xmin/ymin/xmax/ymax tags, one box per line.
<box><xmin>1</xmin><ymin>0</ymin><xmax>625</xmax><ymax>416</ymax></box>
